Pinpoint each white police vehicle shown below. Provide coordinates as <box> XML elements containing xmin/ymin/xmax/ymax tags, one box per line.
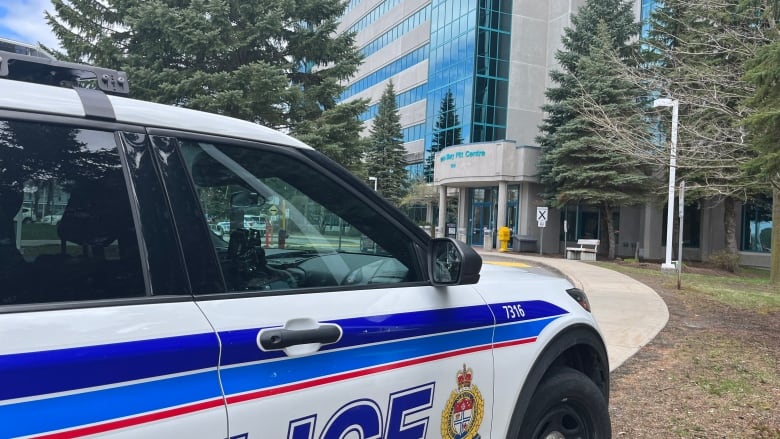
<box><xmin>0</xmin><ymin>50</ymin><xmax>610</xmax><ymax>439</ymax></box>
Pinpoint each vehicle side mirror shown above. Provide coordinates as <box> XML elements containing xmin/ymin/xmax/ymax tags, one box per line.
<box><xmin>430</xmin><ymin>238</ymin><xmax>482</xmax><ymax>286</ymax></box>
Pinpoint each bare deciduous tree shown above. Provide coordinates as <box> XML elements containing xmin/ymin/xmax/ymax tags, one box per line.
<box><xmin>574</xmin><ymin>0</ymin><xmax>777</xmax><ymax>259</ymax></box>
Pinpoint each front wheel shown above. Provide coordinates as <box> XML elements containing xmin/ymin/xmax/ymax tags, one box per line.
<box><xmin>517</xmin><ymin>367</ymin><xmax>611</xmax><ymax>439</ymax></box>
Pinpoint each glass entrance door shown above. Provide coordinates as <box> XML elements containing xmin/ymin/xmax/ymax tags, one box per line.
<box><xmin>471</xmin><ymin>201</ymin><xmax>493</xmax><ymax>245</ymax></box>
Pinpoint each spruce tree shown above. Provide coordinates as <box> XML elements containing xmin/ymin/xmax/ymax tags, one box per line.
<box><xmin>537</xmin><ymin>0</ymin><xmax>640</xmax><ymax>202</ymax></box>
<box><xmin>423</xmin><ymin>89</ymin><xmax>462</xmax><ymax>183</ymax></box>
<box><xmin>45</xmin><ymin>0</ymin><xmax>366</xmax><ymax>172</ymax></box>
<box><xmin>536</xmin><ymin>0</ymin><xmax>642</xmax><ymax>258</ymax></box>
<box><xmin>557</xmin><ymin>22</ymin><xmax>653</xmax><ymax>259</ymax></box>
<box><xmin>365</xmin><ymin>81</ymin><xmax>408</xmax><ymax>205</ymax></box>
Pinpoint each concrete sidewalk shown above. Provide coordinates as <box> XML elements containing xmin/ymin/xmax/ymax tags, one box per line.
<box><xmin>477</xmin><ymin>250</ymin><xmax>669</xmax><ymax>372</ymax></box>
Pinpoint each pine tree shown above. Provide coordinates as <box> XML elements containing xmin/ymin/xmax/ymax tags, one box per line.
<box><xmin>423</xmin><ymin>89</ymin><xmax>462</xmax><ymax>183</ymax></box>
<box><xmin>537</xmin><ymin>0</ymin><xmax>640</xmax><ymax>201</ymax></box>
<box><xmin>45</xmin><ymin>0</ymin><xmax>366</xmax><ymax>172</ymax></box>
<box><xmin>365</xmin><ymin>81</ymin><xmax>408</xmax><ymax>205</ymax></box>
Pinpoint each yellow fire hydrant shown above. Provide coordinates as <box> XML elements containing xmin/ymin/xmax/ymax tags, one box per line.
<box><xmin>498</xmin><ymin>226</ymin><xmax>511</xmax><ymax>252</ymax></box>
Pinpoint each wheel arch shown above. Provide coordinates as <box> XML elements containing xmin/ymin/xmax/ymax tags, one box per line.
<box><xmin>505</xmin><ymin>324</ymin><xmax>609</xmax><ymax>438</ymax></box>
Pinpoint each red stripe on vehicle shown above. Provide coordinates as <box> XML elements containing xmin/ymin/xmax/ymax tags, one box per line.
<box><xmin>226</xmin><ymin>337</ymin><xmax>536</xmax><ymax>405</ymax></box>
<box><xmin>493</xmin><ymin>337</ymin><xmax>537</xmax><ymax>349</ymax></box>
<box><xmin>32</xmin><ymin>398</ymin><xmax>225</xmax><ymax>439</ymax></box>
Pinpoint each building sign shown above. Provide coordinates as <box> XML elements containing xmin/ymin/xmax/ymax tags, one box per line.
<box><xmin>433</xmin><ymin>141</ymin><xmax>539</xmax><ymax>185</ymax></box>
<box><xmin>439</xmin><ymin>149</ymin><xmax>487</xmax><ymax>169</ymax></box>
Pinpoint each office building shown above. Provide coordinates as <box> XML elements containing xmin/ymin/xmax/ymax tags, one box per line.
<box><xmin>337</xmin><ymin>0</ymin><xmax>771</xmax><ymax>267</ymax></box>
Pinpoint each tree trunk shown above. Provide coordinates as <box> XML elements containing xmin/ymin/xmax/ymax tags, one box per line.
<box><xmin>723</xmin><ymin>196</ymin><xmax>738</xmax><ymax>254</ymax></box>
<box><xmin>603</xmin><ymin>202</ymin><xmax>616</xmax><ymax>260</ymax></box>
<box><xmin>771</xmin><ymin>186</ymin><xmax>779</xmax><ymax>285</ymax></box>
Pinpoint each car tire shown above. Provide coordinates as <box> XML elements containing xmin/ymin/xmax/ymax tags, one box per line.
<box><xmin>516</xmin><ymin>367</ymin><xmax>611</xmax><ymax>439</ymax></box>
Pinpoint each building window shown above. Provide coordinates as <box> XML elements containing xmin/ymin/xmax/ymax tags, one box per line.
<box><xmin>741</xmin><ymin>196</ymin><xmax>772</xmax><ymax>253</ymax></box>
<box><xmin>661</xmin><ymin>203</ymin><xmax>701</xmax><ymax>248</ymax></box>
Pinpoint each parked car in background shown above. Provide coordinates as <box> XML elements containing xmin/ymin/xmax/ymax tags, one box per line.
<box><xmin>40</xmin><ymin>214</ymin><xmax>62</xmax><ymax>225</ymax></box>
<box><xmin>243</xmin><ymin>215</ymin><xmax>266</xmax><ymax>232</ymax></box>
<box><xmin>20</xmin><ymin>207</ymin><xmax>36</xmax><ymax>223</ymax></box>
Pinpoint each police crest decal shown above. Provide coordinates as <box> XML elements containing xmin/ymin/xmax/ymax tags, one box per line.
<box><xmin>441</xmin><ymin>364</ymin><xmax>484</xmax><ymax>439</ymax></box>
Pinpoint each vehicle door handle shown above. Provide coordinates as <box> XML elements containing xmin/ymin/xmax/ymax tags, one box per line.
<box><xmin>258</xmin><ymin>323</ymin><xmax>342</xmax><ymax>351</ymax></box>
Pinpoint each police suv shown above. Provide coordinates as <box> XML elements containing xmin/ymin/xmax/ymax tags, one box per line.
<box><xmin>0</xmin><ymin>50</ymin><xmax>610</xmax><ymax>439</ymax></box>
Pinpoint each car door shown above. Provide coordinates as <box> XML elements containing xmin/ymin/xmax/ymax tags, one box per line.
<box><xmin>0</xmin><ymin>121</ymin><xmax>226</xmax><ymax>439</ymax></box>
<box><xmin>158</xmin><ymin>134</ymin><xmax>496</xmax><ymax>439</ymax></box>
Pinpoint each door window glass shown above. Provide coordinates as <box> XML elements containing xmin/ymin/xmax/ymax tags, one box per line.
<box><xmin>179</xmin><ymin>140</ymin><xmax>421</xmax><ymax>293</ymax></box>
<box><xmin>0</xmin><ymin>120</ymin><xmax>144</xmax><ymax>305</ymax></box>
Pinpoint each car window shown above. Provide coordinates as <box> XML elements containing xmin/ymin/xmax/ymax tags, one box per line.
<box><xmin>179</xmin><ymin>140</ymin><xmax>422</xmax><ymax>293</ymax></box>
<box><xmin>0</xmin><ymin>120</ymin><xmax>144</xmax><ymax>305</ymax></box>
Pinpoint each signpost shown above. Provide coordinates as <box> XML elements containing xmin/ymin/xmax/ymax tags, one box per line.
<box><xmin>537</xmin><ymin>207</ymin><xmax>548</xmax><ymax>255</ymax></box>
<box><xmin>677</xmin><ymin>181</ymin><xmax>685</xmax><ymax>289</ymax></box>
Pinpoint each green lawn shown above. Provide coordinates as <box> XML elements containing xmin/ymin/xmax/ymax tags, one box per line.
<box><xmin>593</xmin><ymin>262</ymin><xmax>779</xmax><ymax>312</ymax></box>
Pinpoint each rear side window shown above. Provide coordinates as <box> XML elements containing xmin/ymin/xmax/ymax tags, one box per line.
<box><xmin>0</xmin><ymin>120</ymin><xmax>144</xmax><ymax>305</ymax></box>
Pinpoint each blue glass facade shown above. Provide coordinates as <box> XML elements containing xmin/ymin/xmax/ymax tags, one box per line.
<box><xmin>342</xmin><ymin>0</ymin><xmax>511</xmax><ymax>168</ymax></box>
<box><xmin>361</xmin><ymin>6</ymin><xmax>430</xmax><ymax>58</ymax></box>
<box><xmin>340</xmin><ymin>45</ymin><xmax>428</xmax><ymax>100</ymax></box>
<box><xmin>359</xmin><ymin>84</ymin><xmax>428</xmax><ymax>121</ymax></box>
<box><xmin>425</xmin><ymin>0</ymin><xmax>478</xmax><ymax>151</ymax></box>
<box><xmin>347</xmin><ymin>0</ymin><xmax>405</xmax><ymax>33</ymax></box>
<box><xmin>472</xmin><ymin>0</ymin><xmax>511</xmax><ymax>142</ymax></box>
<box><xmin>640</xmin><ymin>0</ymin><xmax>658</xmax><ymax>38</ymax></box>
<box><xmin>423</xmin><ymin>0</ymin><xmax>511</xmax><ymax>161</ymax></box>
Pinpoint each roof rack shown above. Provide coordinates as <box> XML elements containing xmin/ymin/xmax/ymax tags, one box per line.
<box><xmin>0</xmin><ymin>50</ymin><xmax>129</xmax><ymax>95</ymax></box>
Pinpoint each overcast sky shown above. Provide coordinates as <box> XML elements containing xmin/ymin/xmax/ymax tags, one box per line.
<box><xmin>0</xmin><ymin>0</ymin><xmax>60</xmax><ymax>50</ymax></box>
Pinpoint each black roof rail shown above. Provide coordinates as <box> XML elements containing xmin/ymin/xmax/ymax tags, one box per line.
<box><xmin>0</xmin><ymin>50</ymin><xmax>129</xmax><ymax>96</ymax></box>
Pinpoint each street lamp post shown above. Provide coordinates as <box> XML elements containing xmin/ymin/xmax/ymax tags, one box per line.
<box><xmin>368</xmin><ymin>176</ymin><xmax>377</xmax><ymax>191</ymax></box>
<box><xmin>653</xmin><ymin>97</ymin><xmax>679</xmax><ymax>271</ymax></box>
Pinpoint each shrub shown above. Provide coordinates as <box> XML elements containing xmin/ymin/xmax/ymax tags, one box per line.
<box><xmin>707</xmin><ymin>250</ymin><xmax>740</xmax><ymax>273</ymax></box>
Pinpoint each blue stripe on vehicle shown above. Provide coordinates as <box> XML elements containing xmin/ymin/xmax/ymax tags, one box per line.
<box><xmin>220</xmin><ymin>325</ymin><xmax>495</xmax><ymax>396</ymax></box>
<box><xmin>0</xmin><ymin>369</ymin><xmax>223</xmax><ymax>439</ymax></box>
<box><xmin>493</xmin><ymin>317</ymin><xmax>561</xmax><ymax>344</ymax></box>
<box><xmin>218</xmin><ymin>304</ymin><xmax>495</xmax><ymax>366</ymax></box>
<box><xmin>489</xmin><ymin>300</ymin><xmax>569</xmax><ymax>325</ymax></box>
<box><xmin>0</xmin><ymin>332</ymin><xmax>219</xmax><ymax>401</ymax></box>
<box><xmin>217</xmin><ymin>301</ymin><xmax>567</xmax><ymax>367</ymax></box>
<box><xmin>219</xmin><ymin>314</ymin><xmax>565</xmax><ymax>398</ymax></box>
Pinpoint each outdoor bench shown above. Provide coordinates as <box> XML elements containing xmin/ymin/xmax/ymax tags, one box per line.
<box><xmin>566</xmin><ymin>239</ymin><xmax>600</xmax><ymax>261</ymax></box>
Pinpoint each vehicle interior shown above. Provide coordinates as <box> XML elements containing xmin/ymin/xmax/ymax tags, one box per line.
<box><xmin>0</xmin><ymin>121</ymin><xmax>144</xmax><ymax>305</ymax></box>
<box><xmin>182</xmin><ymin>140</ymin><xmax>422</xmax><ymax>293</ymax></box>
